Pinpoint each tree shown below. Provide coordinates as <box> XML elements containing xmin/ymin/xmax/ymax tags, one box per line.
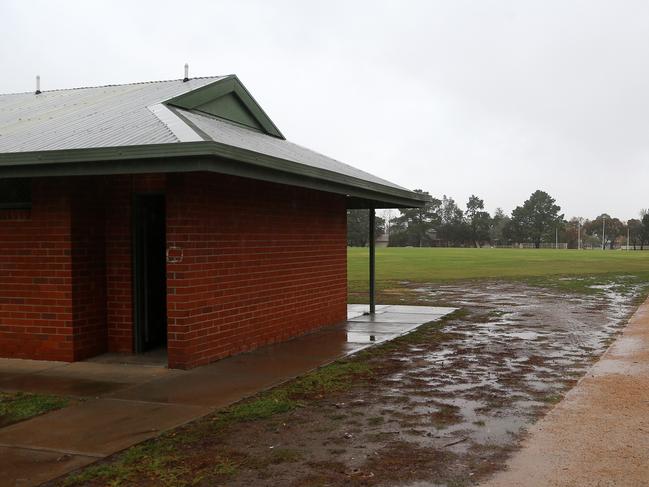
<box><xmin>565</xmin><ymin>217</ymin><xmax>586</xmax><ymax>249</ymax></box>
<box><xmin>642</xmin><ymin>213</ymin><xmax>649</xmax><ymax>250</ymax></box>
<box><xmin>628</xmin><ymin>219</ymin><xmax>642</xmax><ymax>250</ymax></box>
<box><xmin>389</xmin><ymin>190</ymin><xmax>441</xmax><ymax>247</ymax></box>
<box><xmin>507</xmin><ymin>190</ymin><xmax>563</xmax><ymax>248</ymax></box>
<box><xmin>438</xmin><ymin>195</ymin><xmax>465</xmax><ymax>246</ymax></box>
<box><xmin>606</xmin><ymin>218</ymin><xmax>624</xmax><ymax>249</ymax></box>
<box><xmin>489</xmin><ymin>208</ymin><xmax>510</xmax><ymax>246</ymax></box>
<box><xmin>464</xmin><ymin>195</ymin><xmax>491</xmax><ymax>247</ymax></box>
<box><xmin>347</xmin><ymin>210</ymin><xmax>384</xmax><ymax>247</ymax></box>
<box><xmin>585</xmin><ymin>214</ymin><xmax>624</xmax><ymax>250</ymax></box>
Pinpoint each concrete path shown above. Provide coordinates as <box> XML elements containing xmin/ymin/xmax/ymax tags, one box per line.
<box><xmin>0</xmin><ymin>304</ymin><xmax>455</xmax><ymax>487</ymax></box>
<box><xmin>481</xmin><ymin>296</ymin><xmax>649</xmax><ymax>487</ymax></box>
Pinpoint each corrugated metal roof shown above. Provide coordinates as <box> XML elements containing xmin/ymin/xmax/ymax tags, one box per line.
<box><xmin>0</xmin><ymin>77</ymin><xmax>224</xmax><ymax>152</ymax></box>
<box><xmin>176</xmin><ymin>108</ymin><xmax>408</xmax><ymax>191</ymax></box>
<box><xmin>0</xmin><ymin>76</ymin><xmax>417</xmax><ymax>198</ymax></box>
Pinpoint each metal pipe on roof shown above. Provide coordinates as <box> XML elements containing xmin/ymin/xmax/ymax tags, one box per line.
<box><xmin>183</xmin><ymin>64</ymin><xmax>189</xmax><ymax>82</ymax></box>
<box><xmin>35</xmin><ymin>75</ymin><xmax>41</xmax><ymax>95</ymax></box>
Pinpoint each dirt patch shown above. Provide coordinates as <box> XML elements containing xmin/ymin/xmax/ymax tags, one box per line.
<box><xmin>53</xmin><ymin>278</ymin><xmax>647</xmax><ymax>487</ymax></box>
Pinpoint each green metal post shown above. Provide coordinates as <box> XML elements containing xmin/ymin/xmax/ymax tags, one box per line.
<box><xmin>369</xmin><ymin>208</ymin><xmax>376</xmax><ymax>314</ymax></box>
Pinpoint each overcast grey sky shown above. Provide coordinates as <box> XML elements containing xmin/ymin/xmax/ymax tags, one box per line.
<box><xmin>1</xmin><ymin>0</ymin><xmax>647</xmax><ymax>220</ymax></box>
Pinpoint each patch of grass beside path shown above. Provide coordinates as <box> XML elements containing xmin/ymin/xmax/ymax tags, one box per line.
<box><xmin>58</xmin><ymin>360</ymin><xmax>376</xmax><ymax>487</ymax></box>
<box><xmin>0</xmin><ymin>391</ymin><xmax>69</xmax><ymax>427</ymax></box>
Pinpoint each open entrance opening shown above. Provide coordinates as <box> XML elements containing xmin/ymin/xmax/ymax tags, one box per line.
<box><xmin>133</xmin><ymin>194</ymin><xmax>167</xmax><ymax>355</ymax></box>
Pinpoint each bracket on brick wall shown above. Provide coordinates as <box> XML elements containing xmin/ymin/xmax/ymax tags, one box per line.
<box><xmin>166</xmin><ymin>244</ymin><xmax>183</xmax><ymax>264</ymax></box>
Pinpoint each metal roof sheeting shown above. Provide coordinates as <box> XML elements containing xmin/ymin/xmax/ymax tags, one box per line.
<box><xmin>0</xmin><ymin>76</ymin><xmax>421</xmax><ymax>202</ymax></box>
<box><xmin>0</xmin><ymin>77</ymin><xmax>223</xmax><ymax>152</ymax></box>
<box><xmin>176</xmin><ymin>108</ymin><xmax>408</xmax><ymax>191</ymax></box>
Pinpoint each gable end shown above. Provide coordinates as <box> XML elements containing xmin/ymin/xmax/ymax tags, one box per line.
<box><xmin>164</xmin><ymin>76</ymin><xmax>284</xmax><ymax>138</ymax></box>
<box><xmin>195</xmin><ymin>92</ymin><xmax>264</xmax><ymax>131</ymax></box>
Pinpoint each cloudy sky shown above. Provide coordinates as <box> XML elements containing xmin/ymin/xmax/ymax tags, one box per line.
<box><xmin>1</xmin><ymin>0</ymin><xmax>647</xmax><ymax>220</ymax></box>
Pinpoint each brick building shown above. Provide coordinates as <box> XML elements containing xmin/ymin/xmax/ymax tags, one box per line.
<box><xmin>0</xmin><ymin>75</ymin><xmax>425</xmax><ymax>369</ymax></box>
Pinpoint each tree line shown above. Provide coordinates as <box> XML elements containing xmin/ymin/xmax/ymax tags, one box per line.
<box><xmin>347</xmin><ymin>189</ymin><xmax>649</xmax><ymax>249</ymax></box>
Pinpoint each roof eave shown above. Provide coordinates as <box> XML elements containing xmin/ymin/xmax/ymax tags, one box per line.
<box><xmin>0</xmin><ymin>142</ymin><xmax>427</xmax><ymax>208</ymax></box>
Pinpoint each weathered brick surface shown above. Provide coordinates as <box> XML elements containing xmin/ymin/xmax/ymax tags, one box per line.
<box><xmin>0</xmin><ymin>179</ymin><xmax>75</xmax><ymax>361</ymax></box>
<box><xmin>104</xmin><ymin>176</ymin><xmax>134</xmax><ymax>353</ymax></box>
<box><xmin>0</xmin><ymin>172</ymin><xmax>347</xmax><ymax>368</ymax></box>
<box><xmin>70</xmin><ymin>180</ymin><xmax>108</xmax><ymax>360</ymax></box>
<box><xmin>166</xmin><ymin>173</ymin><xmax>347</xmax><ymax>369</ymax></box>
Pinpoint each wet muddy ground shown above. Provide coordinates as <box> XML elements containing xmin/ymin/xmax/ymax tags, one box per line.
<box><xmin>55</xmin><ymin>277</ymin><xmax>648</xmax><ymax>487</ymax></box>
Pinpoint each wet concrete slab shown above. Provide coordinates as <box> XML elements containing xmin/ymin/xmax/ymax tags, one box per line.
<box><xmin>0</xmin><ymin>306</ymin><xmax>456</xmax><ymax>409</ymax></box>
<box><xmin>0</xmin><ymin>304</ymin><xmax>456</xmax><ymax>486</ymax></box>
<box><xmin>384</xmin><ymin>305</ymin><xmax>456</xmax><ymax>315</ymax></box>
<box><xmin>0</xmin><ymin>360</ymin><xmax>176</xmax><ymax>398</ymax></box>
<box><xmin>347</xmin><ymin>304</ymin><xmax>390</xmax><ymax>319</ymax></box>
<box><xmin>111</xmin><ymin>306</ymin><xmax>456</xmax><ymax>406</ymax></box>
<box><xmin>110</xmin><ymin>328</ymin><xmax>364</xmax><ymax>407</ymax></box>
<box><xmin>51</xmin><ymin>361</ymin><xmax>175</xmax><ymax>382</ymax></box>
<box><xmin>85</xmin><ymin>348</ymin><xmax>168</xmax><ymax>367</ymax></box>
<box><xmin>349</xmin><ymin>312</ymin><xmax>436</xmax><ymax>324</ymax></box>
<box><xmin>0</xmin><ymin>359</ymin><xmax>64</xmax><ymax>384</ymax></box>
<box><xmin>345</xmin><ymin>331</ymin><xmax>396</xmax><ymax>344</ymax></box>
<box><xmin>0</xmin><ymin>358</ymin><xmax>64</xmax><ymax>374</ymax></box>
<box><xmin>345</xmin><ymin>321</ymin><xmax>426</xmax><ymax>334</ymax></box>
<box><xmin>0</xmin><ymin>446</ymin><xmax>97</xmax><ymax>487</ymax></box>
<box><xmin>0</xmin><ymin>374</ymin><xmax>131</xmax><ymax>398</ymax></box>
<box><xmin>0</xmin><ymin>398</ymin><xmax>209</xmax><ymax>457</ymax></box>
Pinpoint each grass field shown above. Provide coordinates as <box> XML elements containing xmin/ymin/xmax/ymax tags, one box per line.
<box><xmin>348</xmin><ymin>248</ymin><xmax>649</xmax><ymax>292</ymax></box>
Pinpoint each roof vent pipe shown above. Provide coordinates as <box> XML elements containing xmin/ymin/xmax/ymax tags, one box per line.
<box><xmin>183</xmin><ymin>63</ymin><xmax>189</xmax><ymax>82</ymax></box>
<box><xmin>35</xmin><ymin>75</ymin><xmax>41</xmax><ymax>95</ymax></box>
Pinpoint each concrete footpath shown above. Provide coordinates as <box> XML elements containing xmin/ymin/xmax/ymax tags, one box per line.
<box><xmin>0</xmin><ymin>304</ymin><xmax>455</xmax><ymax>487</ymax></box>
<box><xmin>481</xmin><ymin>296</ymin><xmax>649</xmax><ymax>487</ymax></box>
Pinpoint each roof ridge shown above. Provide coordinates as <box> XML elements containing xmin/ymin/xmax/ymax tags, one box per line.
<box><xmin>0</xmin><ymin>75</ymin><xmax>231</xmax><ymax>96</ymax></box>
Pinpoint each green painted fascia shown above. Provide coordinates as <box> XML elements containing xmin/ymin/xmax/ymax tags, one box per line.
<box><xmin>165</xmin><ymin>76</ymin><xmax>285</xmax><ymax>139</ymax></box>
<box><xmin>0</xmin><ymin>142</ymin><xmax>427</xmax><ymax>208</ymax></box>
<box><xmin>0</xmin><ymin>143</ymin><xmax>212</xmax><ymax>166</ymax></box>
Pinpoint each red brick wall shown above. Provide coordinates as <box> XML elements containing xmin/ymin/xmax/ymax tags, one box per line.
<box><xmin>0</xmin><ymin>172</ymin><xmax>347</xmax><ymax>367</ymax></box>
<box><xmin>0</xmin><ymin>177</ymin><xmax>112</xmax><ymax>361</ymax></box>
<box><xmin>166</xmin><ymin>173</ymin><xmax>348</xmax><ymax>369</ymax></box>
<box><xmin>0</xmin><ymin>179</ymin><xmax>75</xmax><ymax>361</ymax></box>
<box><xmin>104</xmin><ymin>174</ymin><xmax>166</xmax><ymax>353</ymax></box>
<box><xmin>69</xmin><ymin>180</ymin><xmax>107</xmax><ymax>360</ymax></box>
<box><xmin>104</xmin><ymin>176</ymin><xmax>134</xmax><ymax>353</ymax></box>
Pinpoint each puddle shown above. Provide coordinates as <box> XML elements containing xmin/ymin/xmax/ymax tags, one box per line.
<box><xmin>333</xmin><ymin>279</ymin><xmax>644</xmax><ymax>479</ymax></box>
<box><xmin>502</xmin><ymin>331</ymin><xmax>543</xmax><ymax>340</ymax></box>
<box><xmin>171</xmin><ymin>277</ymin><xmax>647</xmax><ymax>487</ymax></box>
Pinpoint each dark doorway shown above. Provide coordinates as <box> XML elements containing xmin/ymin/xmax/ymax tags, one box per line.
<box><xmin>133</xmin><ymin>194</ymin><xmax>167</xmax><ymax>353</ymax></box>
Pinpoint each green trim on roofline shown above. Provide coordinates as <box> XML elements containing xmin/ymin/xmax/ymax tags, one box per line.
<box><xmin>165</xmin><ymin>76</ymin><xmax>285</xmax><ymax>139</ymax></box>
<box><xmin>0</xmin><ymin>142</ymin><xmax>428</xmax><ymax>208</ymax></box>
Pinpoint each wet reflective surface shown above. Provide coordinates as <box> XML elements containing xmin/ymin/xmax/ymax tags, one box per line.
<box><xmin>3</xmin><ymin>282</ymin><xmax>644</xmax><ymax>487</ymax></box>
<box><xmin>382</xmin><ymin>281</ymin><xmax>641</xmax><ymax>455</ymax></box>
<box><xmin>0</xmin><ymin>305</ymin><xmax>455</xmax><ymax>487</ymax></box>
<box><xmin>186</xmin><ymin>278</ymin><xmax>647</xmax><ymax>487</ymax></box>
